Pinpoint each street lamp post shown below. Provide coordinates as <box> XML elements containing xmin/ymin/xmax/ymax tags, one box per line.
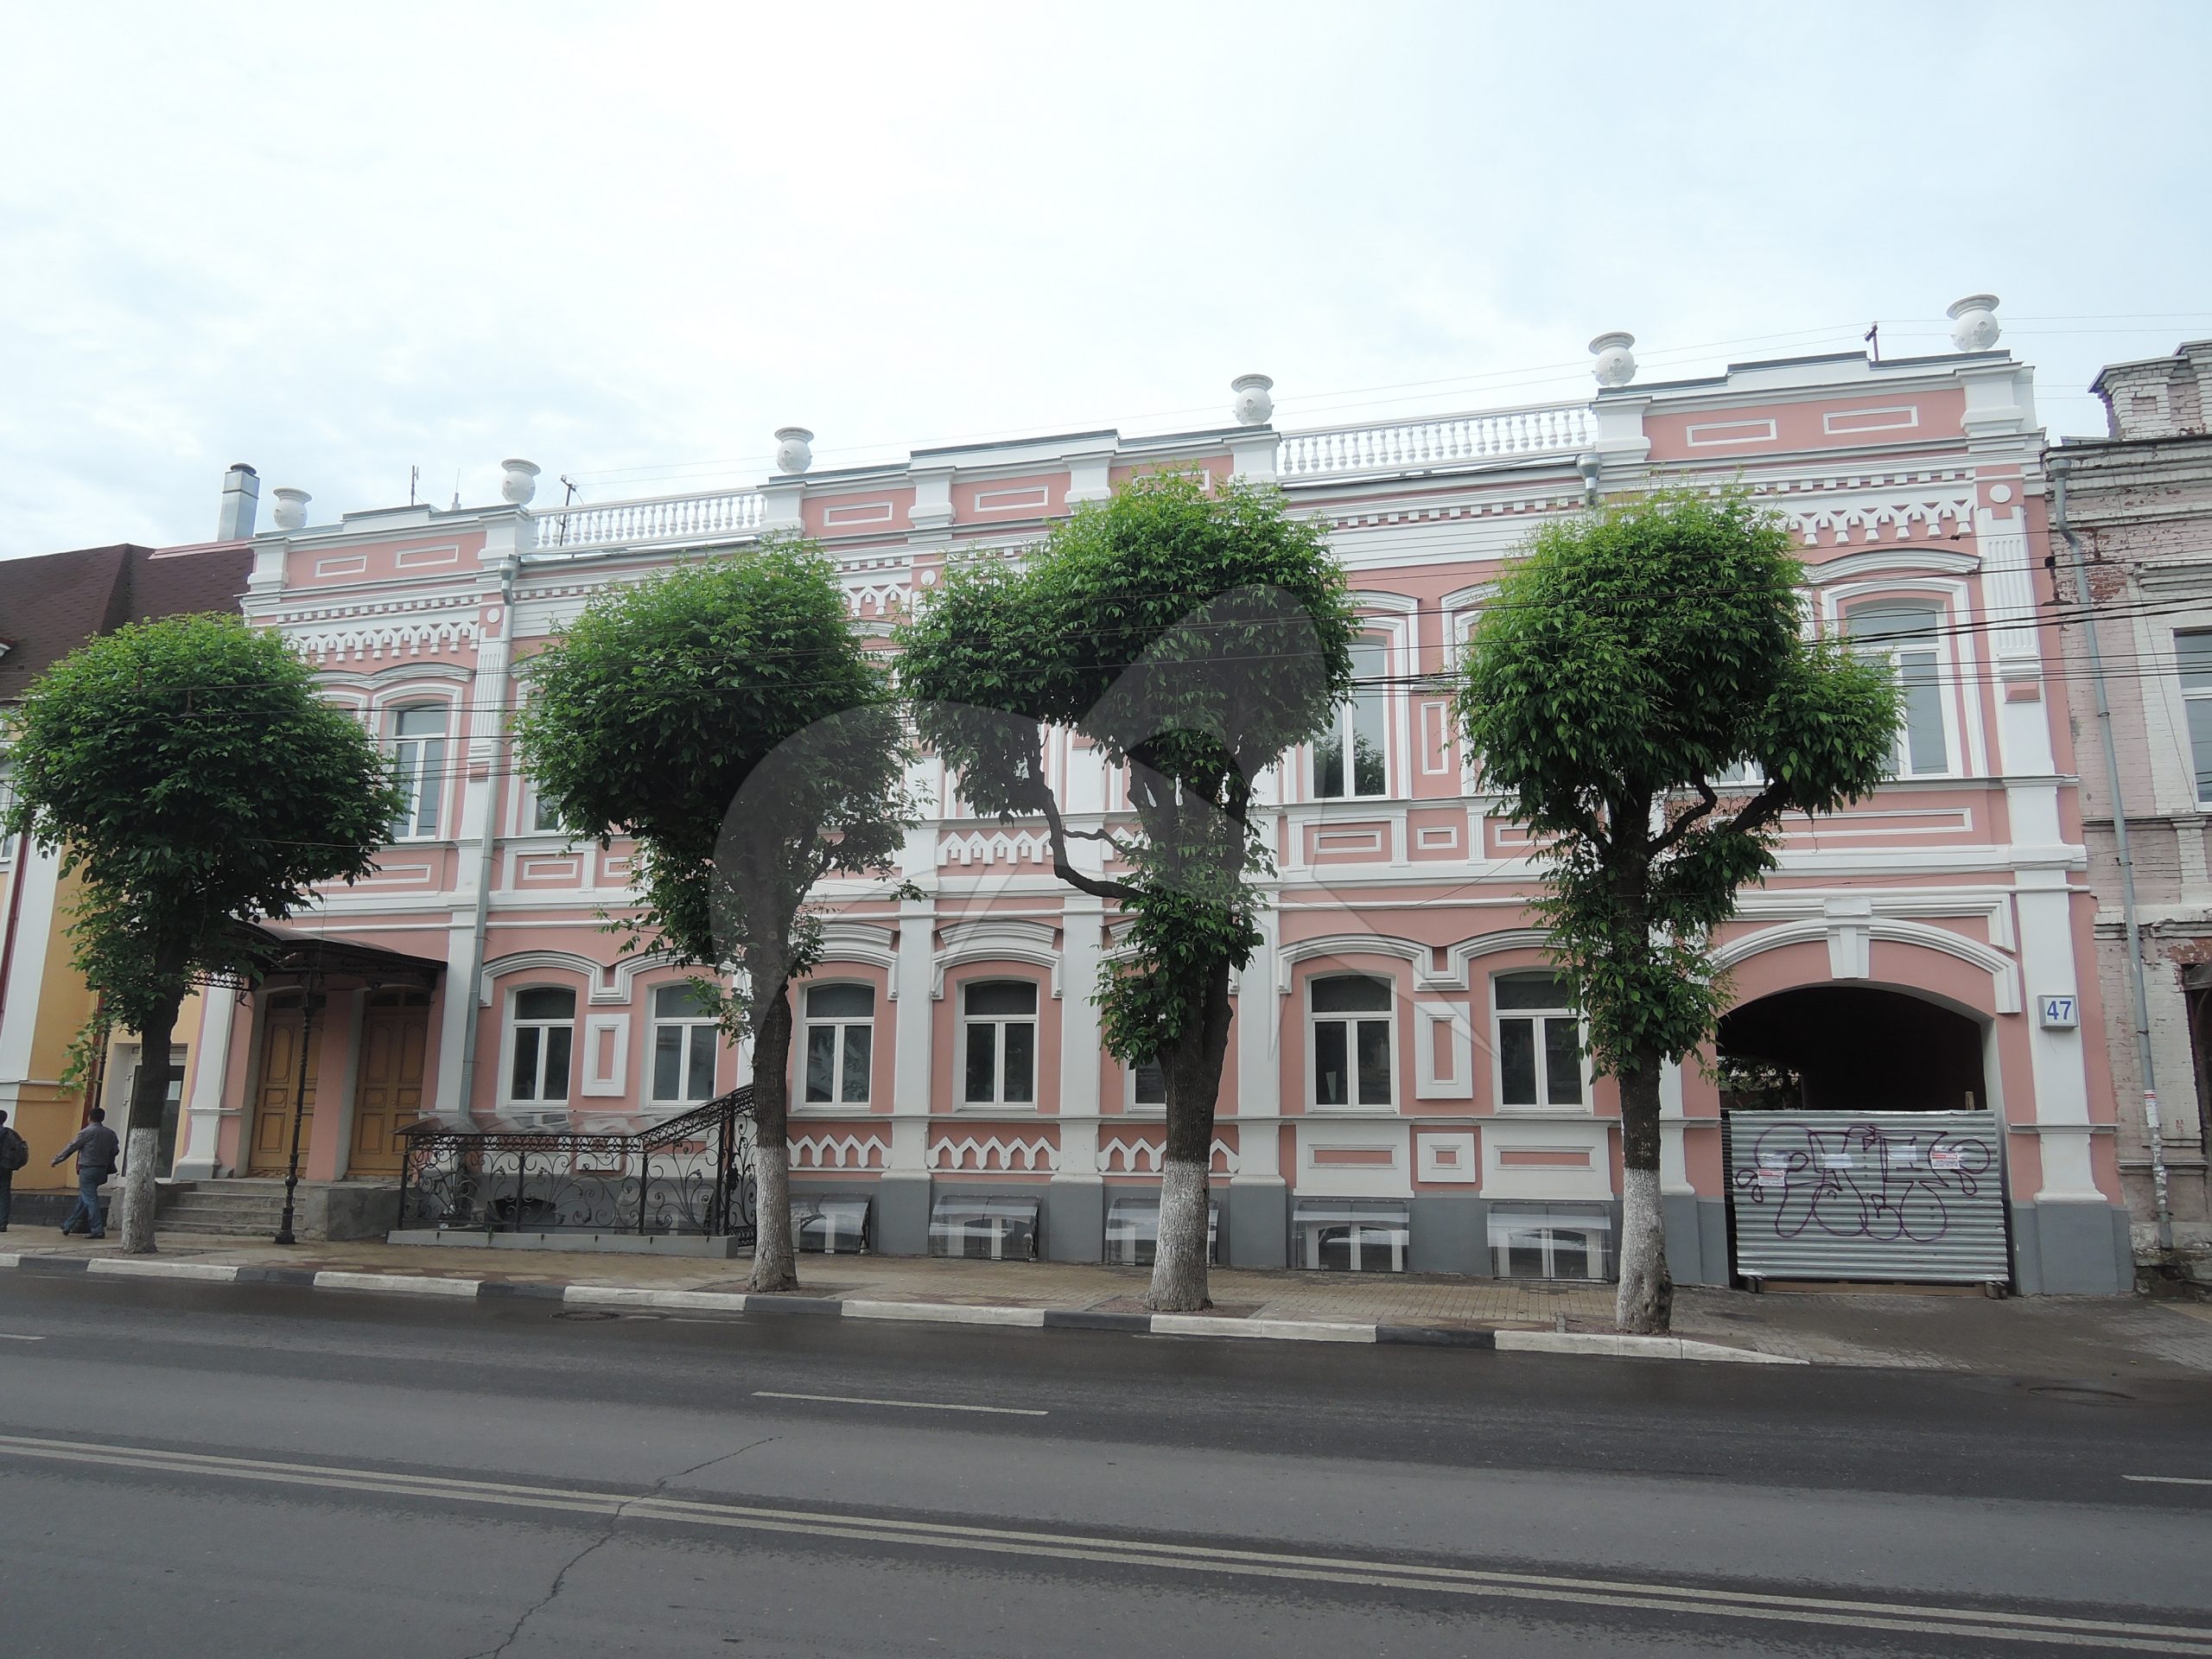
<box><xmin>273</xmin><ymin>986</ymin><xmax>324</xmax><ymax>1247</ymax></box>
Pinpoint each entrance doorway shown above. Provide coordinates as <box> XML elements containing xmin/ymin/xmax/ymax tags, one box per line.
<box><xmin>1716</xmin><ymin>984</ymin><xmax>1986</xmax><ymax>1114</ymax></box>
<box><xmin>349</xmin><ymin>989</ymin><xmax>430</xmax><ymax>1176</ymax></box>
<box><xmin>248</xmin><ymin>995</ymin><xmax>322</xmax><ymax>1175</ymax></box>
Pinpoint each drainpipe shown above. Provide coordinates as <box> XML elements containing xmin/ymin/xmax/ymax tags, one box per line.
<box><xmin>2050</xmin><ymin>454</ymin><xmax>2176</xmax><ymax>1261</ymax></box>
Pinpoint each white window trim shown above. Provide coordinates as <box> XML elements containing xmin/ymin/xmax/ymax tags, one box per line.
<box><xmin>384</xmin><ymin>699</ymin><xmax>455</xmax><ymax>842</ymax></box>
<box><xmin>2176</xmin><ymin>628</ymin><xmax>2212</xmax><ymax>809</ymax></box>
<box><xmin>795</xmin><ymin>980</ymin><xmax>875</xmax><ymax>1110</ymax></box>
<box><xmin>502</xmin><ymin>985</ymin><xmax>578</xmax><ymax>1109</ymax></box>
<box><xmin>958</xmin><ymin>978</ymin><xmax>1041</xmax><ymax>1110</ymax></box>
<box><xmin>1305</xmin><ymin>973</ymin><xmax>1398</xmax><ymax>1112</ymax></box>
<box><xmin>1815</xmin><ymin>578</ymin><xmax>1980</xmax><ymax>779</ymax></box>
<box><xmin>1123</xmin><ymin>1054</ymin><xmax>1166</xmax><ymax>1116</ymax></box>
<box><xmin>647</xmin><ymin>985</ymin><xmax>722</xmax><ymax>1107</ymax></box>
<box><xmin>1489</xmin><ymin>974</ymin><xmax>1591</xmax><ymax>1113</ymax></box>
<box><xmin>1308</xmin><ymin>624</ymin><xmax>1404</xmax><ymax>805</ymax></box>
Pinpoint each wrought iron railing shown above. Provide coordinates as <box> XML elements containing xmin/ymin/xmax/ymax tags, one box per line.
<box><xmin>396</xmin><ymin>1087</ymin><xmax>756</xmax><ymax>1244</ymax></box>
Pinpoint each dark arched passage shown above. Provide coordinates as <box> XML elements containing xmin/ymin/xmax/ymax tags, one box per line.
<box><xmin>1716</xmin><ymin>984</ymin><xmax>1986</xmax><ymax>1114</ymax></box>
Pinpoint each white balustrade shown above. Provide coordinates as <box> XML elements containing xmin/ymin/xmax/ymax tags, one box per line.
<box><xmin>1276</xmin><ymin>403</ymin><xmax>1594</xmax><ymax>479</ymax></box>
<box><xmin>531</xmin><ymin>486</ymin><xmax>766</xmax><ymax>551</ymax></box>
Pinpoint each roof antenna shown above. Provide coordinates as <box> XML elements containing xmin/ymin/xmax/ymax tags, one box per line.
<box><xmin>450</xmin><ymin>468</ymin><xmax>461</xmax><ymax>512</ymax></box>
<box><xmin>409</xmin><ymin>463</ymin><xmax>421</xmax><ymax>505</ymax></box>
<box><xmin>1864</xmin><ymin>322</ymin><xmax>1881</xmax><ymax>364</ymax></box>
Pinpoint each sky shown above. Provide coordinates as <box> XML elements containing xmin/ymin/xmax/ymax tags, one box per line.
<box><xmin>2</xmin><ymin>0</ymin><xmax>2208</xmax><ymax>559</ymax></box>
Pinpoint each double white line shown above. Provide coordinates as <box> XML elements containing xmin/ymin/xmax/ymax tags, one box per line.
<box><xmin>2</xmin><ymin>1432</ymin><xmax>2205</xmax><ymax>1652</ymax></box>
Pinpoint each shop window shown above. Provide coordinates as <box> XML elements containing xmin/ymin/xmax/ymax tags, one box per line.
<box><xmin>927</xmin><ymin>1193</ymin><xmax>1039</xmax><ymax>1260</ymax></box>
<box><xmin>2176</xmin><ymin>632</ymin><xmax>2212</xmax><ymax>806</ymax></box>
<box><xmin>1846</xmin><ymin>601</ymin><xmax>1950</xmax><ymax>777</ymax></box>
<box><xmin>802</xmin><ymin>982</ymin><xmax>874</xmax><ymax>1105</ymax></box>
<box><xmin>509</xmin><ymin>986</ymin><xmax>575</xmax><ymax>1103</ymax></box>
<box><xmin>1103</xmin><ymin>1192</ymin><xmax>1221</xmax><ymax>1266</ymax></box>
<box><xmin>1311</xmin><ymin>974</ymin><xmax>1394</xmax><ymax>1108</ymax></box>
<box><xmin>1489</xmin><ymin>1203</ymin><xmax>1612</xmax><ymax>1281</ymax></box>
<box><xmin>650</xmin><ymin>982</ymin><xmax>719</xmax><ymax>1105</ymax></box>
<box><xmin>1293</xmin><ymin>1198</ymin><xmax>1409</xmax><ymax>1272</ymax></box>
<box><xmin>791</xmin><ymin>1196</ymin><xmax>872</xmax><ymax>1255</ymax></box>
<box><xmin>1313</xmin><ymin>637</ymin><xmax>1389</xmax><ymax>799</ymax></box>
<box><xmin>962</xmin><ymin>980</ymin><xmax>1037</xmax><ymax>1107</ymax></box>
<box><xmin>389</xmin><ymin>703</ymin><xmax>448</xmax><ymax>838</ymax></box>
<box><xmin>1495</xmin><ymin>973</ymin><xmax>1584</xmax><ymax>1108</ymax></box>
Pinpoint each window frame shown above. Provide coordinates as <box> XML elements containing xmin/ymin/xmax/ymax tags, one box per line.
<box><xmin>1310</xmin><ymin>633</ymin><xmax>1392</xmax><ymax>802</ymax></box>
<box><xmin>1125</xmin><ymin>1053</ymin><xmax>1167</xmax><ymax>1115</ymax></box>
<box><xmin>958</xmin><ymin>977</ymin><xmax>1040</xmax><ymax>1109</ymax></box>
<box><xmin>1306</xmin><ymin>972</ymin><xmax>1397</xmax><ymax>1112</ymax></box>
<box><xmin>1841</xmin><ymin>597</ymin><xmax>1958</xmax><ymax>781</ymax></box>
<box><xmin>387</xmin><ymin>701</ymin><xmax>451</xmax><ymax>841</ymax></box>
<box><xmin>505</xmin><ymin>984</ymin><xmax>577</xmax><ymax>1108</ymax></box>
<box><xmin>2176</xmin><ymin>629</ymin><xmax>2212</xmax><ymax>808</ymax></box>
<box><xmin>646</xmin><ymin>982</ymin><xmax>721</xmax><ymax>1108</ymax></box>
<box><xmin>1491</xmin><ymin>971</ymin><xmax>1588</xmax><ymax>1112</ymax></box>
<box><xmin>798</xmin><ymin>980</ymin><xmax>876</xmax><ymax>1109</ymax></box>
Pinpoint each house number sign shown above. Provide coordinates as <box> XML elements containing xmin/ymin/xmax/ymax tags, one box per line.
<box><xmin>2037</xmin><ymin>995</ymin><xmax>2078</xmax><ymax>1029</ymax></box>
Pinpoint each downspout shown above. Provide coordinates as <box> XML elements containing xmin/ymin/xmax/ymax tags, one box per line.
<box><xmin>2050</xmin><ymin>454</ymin><xmax>2176</xmax><ymax>1262</ymax></box>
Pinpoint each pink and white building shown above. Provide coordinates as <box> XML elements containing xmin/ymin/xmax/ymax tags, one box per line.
<box><xmin>169</xmin><ymin>300</ymin><xmax>2135</xmax><ymax>1293</ymax></box>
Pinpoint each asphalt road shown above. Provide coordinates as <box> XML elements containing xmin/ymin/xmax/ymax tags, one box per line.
<box><xmin>2</xmin><ymin>1272</ymin><xmax>2209</xmax><ymax>1657</ymax></box>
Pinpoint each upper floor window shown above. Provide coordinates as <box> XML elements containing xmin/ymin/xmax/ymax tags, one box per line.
<box><xmin>1495</xmin><ymin>973</ymin><xmax>1584</xmax><ymax>1109</ymax></box>
<box><xmin>509</xmin><ymin>986</ymin><xmax>575</xmax><ymax>1103</ymax></box>
<box><xmin>2177</xmin><ymin>632</ymin><xmax>2212</xmax><ymax>806</ymax></box>
<box><xmin>1129</xmin><ymin>1055</ymin><xmax>1166</xmax><ymax>1110</ymax></box>
<box><xmin>962</xmin><ymin>980</ymin><xmax>1037</xmax><ymax>1107</ymax></box>
<box><xmin>650</xmin><ymin>982</ymin><xmax>720</xmax><ymax>1106</ymax></box>
<box><xmin>803</xmin><ymin>982</ymin><xmax>874</xmax><ymax>1105</ymax></box>
<box><xmin>390</xmin><ymin>704</ymin><xmax>448</xmax><ymax>838</ymax></box>
<box><xmin>1313</xmin><ymin>637</ymin><xmax>1389</xmax><ymax>800</ymax></box>
<box><xmin>1310</xmin><ymin>973</ymin><xmax>1393</xmax><ymax>1108</ymax></box>
<box><xmin>1845</xmin><ymin>602</ymin><xmax>1949</xmax><ymax>778</ymax></box>
<box><xmin>531</xmin><ymin>780</ymin><xmax>563</xmax><ymax>834</ymax></box>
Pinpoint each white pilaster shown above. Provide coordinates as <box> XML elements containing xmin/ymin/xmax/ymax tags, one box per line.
<box><xmin>0</xmin><ymin>839</ymin><xmax>63</xmax><ymax>1118</ymax></box>
<box><xmin>171</xmin><ymin>982</ymin><xmax>238</xmax><ymax>1179</ymax></box>
<box><xmin>2013</xmin><ymin>871</ymin><xmax>2101</xmax><ymax>1199</ymax></box>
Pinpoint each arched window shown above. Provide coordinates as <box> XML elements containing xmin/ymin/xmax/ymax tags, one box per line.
<box><xmin>389</xmin><ymin>703</ymin><xmax>448</xmax><ymax>837</ymax></box>
<box><xmin>962</xmin><ymin>980</ymin><xmax>1037</xmax><ymax>1107</ymax></box>
<box><xmin>1310</xmin><ymin>974</ymin><xmax>1394</xmax><ymax>1108</ymax></box>
<box><xmin>802</xmin><ymin>982</ymin><xmax>874</xmax><ymax>1105</ymax></box>
<box><xmin>1845</xmin><ymin>602</ymin><xmax>1949</xmax><ymax>777</ymax></box>
<box><xmin>1313</xmin><ymin>637</ymin><xmax>1389</xmax><ymax>800</ymax></box>
<box><xmin>509</xmin><ymin>986</ymin><xmax>575</xmax><ymax>1103</ymax></box>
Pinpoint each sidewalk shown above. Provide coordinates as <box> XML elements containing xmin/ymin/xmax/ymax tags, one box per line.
<box><xmin>5</xmin><ymin>1232</ymin><xmax>2209</xmax><ymax>1376</ymax></box>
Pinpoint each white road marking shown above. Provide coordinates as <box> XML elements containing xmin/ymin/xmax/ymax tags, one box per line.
<box><xmin>0</xmin><ymin>1333</ymin><xmax>46</xmax><ymax>1342</ymax></box>
<box><xmin>0</xmin><ymin>1433</ymin><xmax>2206</xmax><ymax>1652</ymax></box>
<box><xmin>753</xmin><ymin>1389</ymin><xmax>1047</xmax><ymax>1417</ymax></box>
<box><xmin>2125</xmin><ymin>1475</ymin><xmax>2212</xmax><ymax>1487</ymax></box>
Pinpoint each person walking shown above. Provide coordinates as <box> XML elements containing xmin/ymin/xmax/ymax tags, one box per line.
<box><xmin>52</xmin><ymin>1106</ymin><xmax>120</xmax><ymax>1239</ymax></box>
<box><xmin>0</xmin><ymin>1108</ymin><xmax>28</xmax><ymax>1231</ymax></box>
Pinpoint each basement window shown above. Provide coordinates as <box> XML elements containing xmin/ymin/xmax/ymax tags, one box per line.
<box><xmin>790</xmin><ymin>1196</ymin><xmax>872</xmax><ymax>1255</ymax></box>
<box><xmin>1103</xmin><ymin>1192</ymin><xmax>1222</xmax><ymax>1267</ymax></box>
<box><xmin>1488</xmin><ymin>1204</ymin><xmax>1612</xmax><ymax>1281</ymax></box>
<box><xmin>1293</xmin><ymin>1198</ymin><xmax>1409</xmax><ymax>1273</ymax></box>
<box><xmin>927</xmin><ymin>1193</ymin><xmax>1040</xmax><ymax>1261</ymax></box>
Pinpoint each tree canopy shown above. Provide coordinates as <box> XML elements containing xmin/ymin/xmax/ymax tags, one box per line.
<box><xmin>1454</xmin><ymin>491</ymin><xmax>1900</xmax><ymax>1330</ymax></box>
<box><xmin>513</xmin><ymin>541</ymin><xmax>910</xmax><ymax>1291</ymax></box>
<box><xmin>899</xmin><ymin>473</ymin><xmax>1358</xmax><ymax>1308</ymax></box>
<box><xmin>1</xmin><ymin>613</ymin><xmax>402</xmax><ymax>1250</ymax></box>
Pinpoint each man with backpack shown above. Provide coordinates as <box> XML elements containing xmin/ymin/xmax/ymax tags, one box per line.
<box><xmin>52</xmin><ymin>1106</ymin><xmax>120</xmax><ymax>1239</ymax></box>
<box><xmin>0</xmin><ymin>1108</ymin><xmax>28</xmax><ymax>1230</ymax></box>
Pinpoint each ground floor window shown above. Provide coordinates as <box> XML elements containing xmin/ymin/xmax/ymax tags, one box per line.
<box><xmin>927</xmin><ymin>1192</ymin><xmax>1040</xmax><ymax>1261</ymax></box>
<box><xmin>1103</xmin><ymin>1192</ymin><xmax>1221</xmax><ymax>1266</ymax></box>
<box><xmin>1488</xmin><ymin>1203</ymin><xmax>1612</xmax><ymax>1281</ymax></box>
<box><xmin>790</xmin><ymin>1195</ymin><xmax>872</xmax><ymax>1254</ymax></box>
<box><xmin>1293</xmin><ymin>1198</ymin><xmax>1409</xmax><ymax>1272</ymax></box>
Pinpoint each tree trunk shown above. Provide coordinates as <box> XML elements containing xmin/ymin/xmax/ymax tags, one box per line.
<box><xmin>1614</xmin><ymin>1046</ymin><xmax>1671</xmax><ymax>1332</ymax></box>
<box><xmin>747</xmin><ymin>977</ymin><xmax>799</xmax><ymax>1293</ymax></box>
<box><xmin>119</xmin><ymin>994</ymin><xmax>181</xmax><ymax>1255</ymax></box>
<box><xmin>1145</xmin><ymin>960</ymin><xmax>1235</xmax><ymax>1313</ymax></box>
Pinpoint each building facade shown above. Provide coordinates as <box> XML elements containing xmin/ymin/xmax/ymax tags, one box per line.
<box><xmin>167</xmin><ymin>306</ymin><xmax>2133</xmax><ymax>1291</ymax></box>
<box><xmin>2050</xmin><ymin>340</ymin><xmax>2212</xmax><ymax>1281</ymax></box>
<box><xmin>0</xmin><ymin>501</ymin><xmax>257</xmax><ymax>1190</ymax></box>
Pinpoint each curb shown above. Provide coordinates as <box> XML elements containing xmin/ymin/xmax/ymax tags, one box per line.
<box><xmin>0</xmin><ymin>1252</ymin><xmax>1807</xmax><ymax>1364</ymax></box>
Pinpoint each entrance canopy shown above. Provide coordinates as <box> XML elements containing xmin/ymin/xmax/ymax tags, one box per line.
<box><xmin>234</xmin><ymin>922</ymin><xmax>443</xmax><ymax>993</ymax></box>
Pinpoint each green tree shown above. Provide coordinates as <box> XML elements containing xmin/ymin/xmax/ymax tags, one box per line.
<box><xmin>899</xmin><ymin>474</ymin><xmax>1357</xmax><ymax>1311</ymax></box>
<box><xmin>0</xmin><ymin>615</ymin><xmax>402</xmax><ymax>1254</ymax></box>
<box><xmin>514</xmin><ymin>543</ymin><xmax>910</xmax><ymax>1293</ymax></box>
<box><xmin>1453</xmin><ymin>492</ymin><xmax>1899</xmax><ymax>1332</ymax></box>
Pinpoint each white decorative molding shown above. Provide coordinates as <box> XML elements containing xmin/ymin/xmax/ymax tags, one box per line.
<box><xmin>813</xmin><ymin>921</ymin><xmax>898</xmax><ymax>981</ymax></box>
<box><xmin>928</xmin><ymin>1135</ymin><xmax>1058</xmax><ymax>1173</ymax></box>
<box><xmin>293</xmin><ymin>615</ymin><xmax>480</xmax><ymax>664</ymax></box>
<box><xmin>1417</xmin><ymin>1130</ymin><xmax>1479</xmax><ymax>1185</ymax></box>
<box><xmin>792</xmin><ymin>1133</ymin><xmax>889</xmax><ymax>1171</ymax></box>
<box><xmin>1803</xmin><ymin>546</ymin><xmax>1980</xmax><ymax>583</ymax></box>
<box><xmin>1414</xmin><ymin>999</ymin><xmax>1475</xmax><ymax>1099</ymax></box>
<box><xmin>578</xmin><ymin>1014</ymin><xmax>629</xmax><ymax>1097</ymax></box>
<box><xmin>1100</xmin><ymin>1136</ymin><xmax>1238</xmax><ymax>1175</ymax></box>
<box><xmin>1784</xmin><ymin>495</ymin><xmax>1977</xmax><ymax>547</ymax></box>
<box><xmin>479</xmin><ymin>948</ymin><xmax>607</xmax><ymax>1007</ymax></box>
<box><xmin>933</xmin><ymin>918</ymin><xmax>1063</xmax><ymax>999</ymax></box>
<box><xmin>1709</xmin><ymin>915</ymin><xmax>2022</xmax><ymax>1014</ymax></box>
<box><xmin>938</xmin><ymin>829</ymin><xmax>1052</xmax><ymax>868</ymax></box>
<box><xmin>1276</xmin><ymin>931</ymin><xmax>1427</xmax><ymax>993</ymax></box>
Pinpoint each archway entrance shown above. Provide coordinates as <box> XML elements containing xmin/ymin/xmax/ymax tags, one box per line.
<box><xmin>1717</xmin><ymin>984</ymin><xmax>1986</xmax><ymax>1115</ymax></box>
<box><xmin>1716</xmin><ymin>984</ymin><xmax>2009</xmax><ymax>1287</ymax></box>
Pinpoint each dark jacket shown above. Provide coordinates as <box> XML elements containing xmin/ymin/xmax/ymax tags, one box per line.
<box><xmin>56</xmin><ymin>1122</ymin><xmax>121</xmax><ymax>1180</ymax></box>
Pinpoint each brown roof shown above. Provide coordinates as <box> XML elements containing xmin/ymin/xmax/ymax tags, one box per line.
<box><xmin>0</xmin><ymin>539</ymin><xmax>254</xmax><ymax>702</ymax></box>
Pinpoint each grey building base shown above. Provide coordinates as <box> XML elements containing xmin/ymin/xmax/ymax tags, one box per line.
<box><xmin>1663</xmin><ymin>1194</ymin><xmax>1732</xmax><ymax>1287</ymax></box>
<box><xmin>2011</xmin><ymin>1199</ymin><xmax>2135</xmax><ymax>1295</ymax></box>
<box><xmin>1046</xmin><ymin>1178</ymin><xmax>1105</xmax><ymax>1263</ymax></box>
<box><xmin>1409</xmin><ymin>1192</ymin><xmax>1487</xmax><ymax>1275</ymax></box>
<box><xmin>1226</xmin><ymin>1180</ymin><xmax>1288</xmax><ymax>1268</ymax></box>
<box><xmin>872</xmin><ymin>1173</ymin><xmax>933</xmax><ymax>1256</ymax></box>
<box><xmin>387</xmin><ymin>1228</ymin><xmax>745</xmax><ymax>1257</ymax></box>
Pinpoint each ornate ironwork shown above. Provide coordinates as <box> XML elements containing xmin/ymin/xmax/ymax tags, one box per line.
<box><xmin>396</xmin><ymin>1086</ymin><xmax>756</xmax><ymax>1245</ymax></box>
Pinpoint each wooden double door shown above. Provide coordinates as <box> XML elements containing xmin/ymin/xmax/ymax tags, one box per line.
<box><xmin>247</xmin><ymin>989</ymin><xmax>429</xmax><ymax>1178</ymax></box>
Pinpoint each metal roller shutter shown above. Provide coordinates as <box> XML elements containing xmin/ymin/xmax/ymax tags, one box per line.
<box><xmin>1723</xmin><ymin>1109</ymin><xmax>2010</xmax><ymax>1285</ymax></box>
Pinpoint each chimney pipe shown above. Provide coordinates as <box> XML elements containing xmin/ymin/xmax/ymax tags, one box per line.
<box><xmin>217</xmin><ymin>463</ymin><xmax>260</xmax><ymax>540</ymax></box>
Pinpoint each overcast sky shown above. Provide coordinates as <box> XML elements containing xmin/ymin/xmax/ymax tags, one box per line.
<box><xmin>2</xmin><ymin>1</ymin><xmax>2207</xmax><ymax>559</ymax></box>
